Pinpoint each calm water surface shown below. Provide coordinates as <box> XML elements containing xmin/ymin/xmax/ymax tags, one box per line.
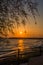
<box><xmin>0</xmin><ymin>39</ymin><xmax>43</xmax><ymax>56</ymax></box>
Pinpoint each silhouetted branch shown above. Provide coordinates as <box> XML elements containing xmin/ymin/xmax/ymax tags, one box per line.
<box><xmin>0</xmin><ymin>0</ymin><xmax>40</xmax><ymax>37</ymax></box>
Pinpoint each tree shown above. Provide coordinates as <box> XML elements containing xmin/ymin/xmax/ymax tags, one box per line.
<box><xmin>0</xmin><ymin>0</ymin><xmax>39</xmax><ymax>37</ymax></box>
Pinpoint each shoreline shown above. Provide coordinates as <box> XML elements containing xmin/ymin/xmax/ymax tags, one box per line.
<box><xmin>0</xmin><ymin>37</ymin><xmax>43</xmax><ymax>39</ymax></box>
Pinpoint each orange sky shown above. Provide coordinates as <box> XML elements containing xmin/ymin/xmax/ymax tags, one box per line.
<box><xmin>0</xmin><ymin>17</ymin><xmax>43</xmax><ymax>38</ymax></box>
<box><xmin>1</xmin><ymin>25</ymin><xmax>43</xmax><ymax>38</ymax></box>
<box><xmin>0</xmin><ymin>0</ymin><xmax>43</xmax><ymax>38</ymax></box>
<box><xmin>0</xmin><ymin>12</ymin><xmax>43</xmax><ymax>38</ymax></box>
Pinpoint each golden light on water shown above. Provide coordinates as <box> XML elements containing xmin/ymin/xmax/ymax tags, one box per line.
<box><xmin>18</xmin><ymin>39</ymin><xmax>24</xmax><ymax>51</ymax></box>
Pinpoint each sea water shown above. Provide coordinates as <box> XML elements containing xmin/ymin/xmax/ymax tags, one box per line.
<box><xmin>0</xmin><ymin>38</ymin><xmax>43</xmax><ymax>56</ymax></box>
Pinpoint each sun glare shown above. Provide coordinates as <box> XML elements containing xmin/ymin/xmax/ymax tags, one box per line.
<box><xmin>18</xmin><ymin>39</ymin><xmax>24</xmax><ymax>51</ymax></box>
<box><xmin>15</xmin><ymin>29</ymin><xmax>28</xmax><ymax>37</ymax></box>
<box><xmin>20</xmin><ymin>31</ymin><xmax>23</xmax><ymax>35</ymax></box>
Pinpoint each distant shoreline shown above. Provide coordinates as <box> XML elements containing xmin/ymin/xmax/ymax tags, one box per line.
<box><xmin>0</xmin><ymin>37</ymin><xmax>43</xmax><ymax>39</ymax></box>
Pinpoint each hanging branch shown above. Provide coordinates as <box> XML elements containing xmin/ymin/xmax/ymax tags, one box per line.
<box><xmin>0</xmin><ymin>0</ymin><xmax>40</xmax><ymax>37</ymax></box>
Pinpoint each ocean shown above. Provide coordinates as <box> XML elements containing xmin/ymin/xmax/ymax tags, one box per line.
<box><xmin>0</xmin><ymin>38</ymin><xmax>43</xmax><ymax>55</ymax></box>
<box><xmin>0</xmin><ymin>38</ymin><xmax>43</xmax><ymax>65</ymax></box>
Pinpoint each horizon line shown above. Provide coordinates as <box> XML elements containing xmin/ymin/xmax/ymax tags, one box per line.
<box><xmin>0</xmin><ymin>37</ymin><xmax>43</xmax><ymax>39</ymax></box>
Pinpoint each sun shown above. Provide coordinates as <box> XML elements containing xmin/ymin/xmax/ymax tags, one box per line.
<box><xmin>15</xmin><ymin>29</ymin><xmax>27</xmax><ymax>37</ymax></box>
<box><xmin>19</xmin><ymin>31</ymin><xmax>26</xmax><ymax>37</ymax></box>
<box><xmin>20</xmin><ymin>31</ymin><xmax>23</xmax><ymax>35</ymax></box>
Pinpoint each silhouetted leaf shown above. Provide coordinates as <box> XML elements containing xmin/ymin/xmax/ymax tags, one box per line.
<box><xmin>0</xmin><ymin>0</ymin><xmax>40</xmax><ymax>37</ymax></box>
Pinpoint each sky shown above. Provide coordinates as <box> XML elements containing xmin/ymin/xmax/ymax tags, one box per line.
<box><xmin>0</xmin><ymin>0</ymin><xmax>43</xmax><ymax>38</ymax></box>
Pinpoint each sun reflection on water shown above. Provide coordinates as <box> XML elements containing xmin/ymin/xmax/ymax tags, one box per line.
<box><xmin>18</xmin><ymin>39</ymin><xmax>24</xmax><ymax>51</ymax></box>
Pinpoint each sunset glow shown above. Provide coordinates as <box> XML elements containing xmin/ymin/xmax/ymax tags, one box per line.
<box><xmin>15</xmin><ymin>31</ymin><xmax>26</xmax><ymax>38</ymax></box>
<box><xmin>20</xmin><ymin>31</ymin><xmax>23</xmax><ymax>35</ymax></box>
<box><xmin>18</xmin><ymin>39</ymin><xmax>24</xmax><ymax>51</ymax></box>
<box><xmin>0</xmin><ymin>0</ymin><xmax>43</xmax><ymax>65</ymax></box>
<box><xmin>0</xmin><ymin>0</ymin><xmax>43</xmax><ymax>38</ymax></box>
